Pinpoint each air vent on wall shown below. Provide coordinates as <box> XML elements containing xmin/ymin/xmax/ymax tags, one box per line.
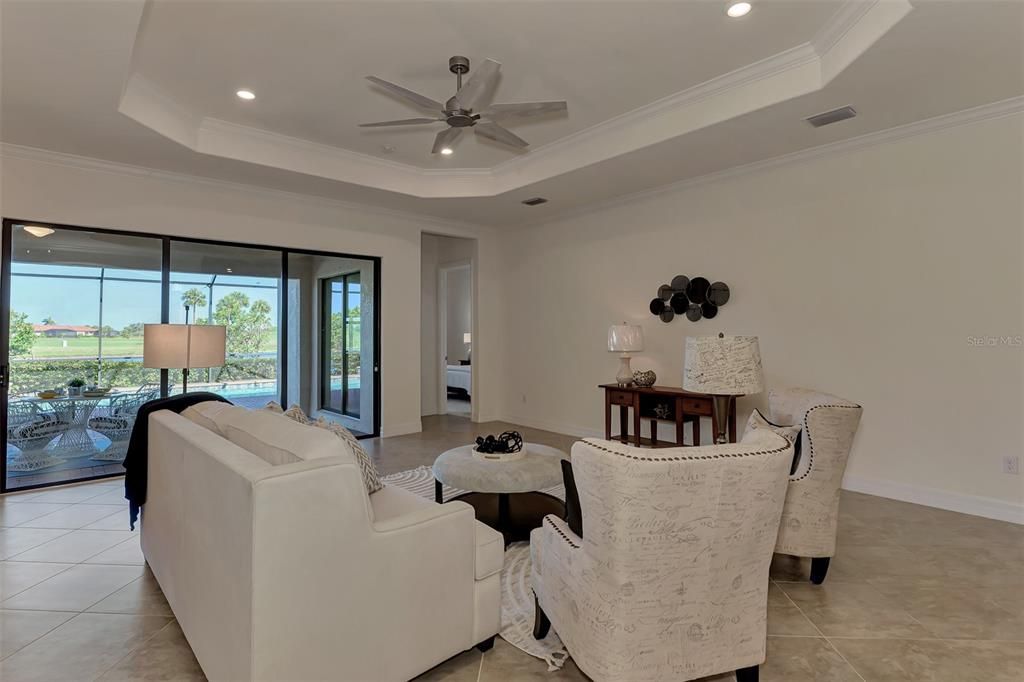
<box><xmin>805</xmin><ymin>106</ymin><xmax>857</xmax><ymax>128</ymax></box>
<box><xmin>521</xmin><ymin>197</ymin><xmax>548</xmax><ymax>206</ymax></box>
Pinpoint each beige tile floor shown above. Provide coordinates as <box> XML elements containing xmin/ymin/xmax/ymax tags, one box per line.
<box><xmin>1</xmin><ymin>414</ymin><xmax>1021</xmax><ymax>681</ymax></box>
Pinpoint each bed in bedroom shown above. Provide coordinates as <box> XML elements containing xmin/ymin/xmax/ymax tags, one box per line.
<box><xmin>446</xmin><ymin>364</ymin><xmax>471</xmax><ymax>398</ymax></box>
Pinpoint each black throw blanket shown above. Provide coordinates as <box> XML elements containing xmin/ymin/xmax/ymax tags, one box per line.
<box><xmin>123</xmin><ymin>392</ymin><xmax>232</xmax><ymax>529</ymax></box>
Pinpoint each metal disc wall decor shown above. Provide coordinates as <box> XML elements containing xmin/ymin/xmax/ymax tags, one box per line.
<box><xmin>670</xmin><ymin>292</ymin><xmax>690</xmax><ymax>314</ymax></box>
<box><xmin>649</xmin><ymin>275</ymin><xmax>730</xmax><ymax>323</ymax></box>
<box><xmin>708</xmin><ymin>281</ymin><xmax>730</xmax><ymax>306</ymax></box>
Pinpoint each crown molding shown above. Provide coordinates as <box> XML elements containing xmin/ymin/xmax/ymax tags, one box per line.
<box><xmin>523</xmin><ymin>95</ymin><xmax>1024</xmax><ymax>228</ymax></box>
<box><xmin>118</xmin><ymin>0</ymin><xmax>910</xmax><ymax>199</ymax></box>
<box><xmin>0</xmin><ymin>142</ymin><xmax>484</xmax><ymax>233</ymax></box>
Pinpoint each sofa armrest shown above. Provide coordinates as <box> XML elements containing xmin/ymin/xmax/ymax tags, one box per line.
<box><xmin>372</xmin><ymin>498</ymin><xmax>475</xmax><ymax>534</ymax></box>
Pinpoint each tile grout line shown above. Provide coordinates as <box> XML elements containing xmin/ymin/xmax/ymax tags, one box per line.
<box><xmin>90</xmin><ymin>616</ymin><xmax>177</xmax><ymax>681</ymax></box>
<box><xmin>0</xmin><ymin>608</ymin><xmax>77</xmax><ymax>662</ymax></box>
<box><xmin>477</xmin><ymin>648</ymin><xmax>485</xmax><ymax>682</ymax></box>
<box><xmin>0</xmin><ymin>561</ymin><xmax>79</xmax><ymax>602</ymax></box>
<box><xmin>776</xmin><ymin>583</ymin><xmax>868</xmax><ymax>682</ymax></box>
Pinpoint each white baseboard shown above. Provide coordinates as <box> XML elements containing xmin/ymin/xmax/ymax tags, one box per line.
<box><xmin>493</xmin><ymin>415</ymin><xmax>1024</xmax><ymax>525</ymax></box>
<box><xmin>842</xmin><ymin>474</ymin><xmax>1024</xmax><ymax>525</ymax></box>
<box><xmin>381</xmin><ymin>420</ymin><xmax>422</xmax><ymax>438</ymax></box>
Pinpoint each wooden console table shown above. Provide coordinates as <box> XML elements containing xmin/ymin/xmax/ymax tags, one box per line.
<box><xmin>599</xmin><ymin>384</ymin><xmax>737</xmax><ymax>448</ymax></box>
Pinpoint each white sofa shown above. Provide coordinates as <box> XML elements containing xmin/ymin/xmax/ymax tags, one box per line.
<box><xmin>141</xmin><ymin>404</ymin><xmax>503</xmax><ymax>682</ymax></box>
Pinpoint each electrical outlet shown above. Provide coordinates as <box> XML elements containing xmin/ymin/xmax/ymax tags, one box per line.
<box><xmin>1003</xmin><ymin>456</ymin><xmax>1020</xmax><ymax>475</ymax></box>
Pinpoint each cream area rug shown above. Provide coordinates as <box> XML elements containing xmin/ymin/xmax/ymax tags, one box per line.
<box><xmin>381</xmin><ymin>466</ymin><xmax>569</xmax><ymax>670</ymax></box>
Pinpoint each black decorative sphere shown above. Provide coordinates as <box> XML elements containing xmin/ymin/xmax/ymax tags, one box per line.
<box><xmin>701</xmin><ymin>302</ymin><xmax>718</xmax><ymax>319</ymax></box>
<box><xmin>649</xmin><ymin>298</ymin><xmax>666</xmax><ymax>315</ymax></box>
<box><xmin>686</xmin><ymin>303</ymin><xmax>703</xmax><ymax>321</ymax></box>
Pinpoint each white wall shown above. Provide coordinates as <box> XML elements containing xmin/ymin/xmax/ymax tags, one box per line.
<box><xmin>494</xmin><ymin>114</ymin><xmax>1024</xmax><ymax>522</ymax></box>
<box><xmin>0</xmin><ymin>152</ymin><xmax>494</xmax><ymax>436</ymax></box>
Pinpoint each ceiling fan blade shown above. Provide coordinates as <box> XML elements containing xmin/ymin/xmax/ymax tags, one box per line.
<box><xmin>431</xmin><ymin>126</ymin><xmax>464</xmax><ymax>154</ymax></box>
<box><xmin>480</xmin><ymin>101</ymin><xmax>568</xmax><ymax>119</ymax></box>
<box><xmin>358</xmin><ymin>118</ymin><xmax>442</xmax><ymax>127</ymax></box>
<box><xmin>365</xmin><ymin>76</ymin><xmax>443</xmax><ymax>111</ymax></box>
<box><xmin>454</xmin><ymin>58</ymin><xmax>501</xmax><ymax>111</ymax></box>
<box><xmin>474</xmin><ymin>121</ymin><xmax>529</xmax><ymax>148</ymax></box>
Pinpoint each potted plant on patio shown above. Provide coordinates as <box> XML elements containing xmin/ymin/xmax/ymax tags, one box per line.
<box><xmin>67</xmin><ymin>377</ymin><xmax>86</xmax><ymax>397</ymax></box>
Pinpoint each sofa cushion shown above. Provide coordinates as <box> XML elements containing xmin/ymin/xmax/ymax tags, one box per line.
<box><xmin>181</xmin><ymin>401</ymin><xmax>232</xmax><ymax>435</ymax></box>
<box><xmin>211</xmin><ymin>406</ymin><xmax>339</xmax><ymax>466</ymax></box>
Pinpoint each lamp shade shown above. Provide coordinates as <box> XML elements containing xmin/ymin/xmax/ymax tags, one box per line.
<box><xmin>143</xmin><ymin>324</ymin><xmax>227</xmax><ymax>369</ymax></box>
<box><xmin>463</xmin><ymin>332</ymin><xmax>472</xmax><ymax>344</ymax></box>
<box><xmin>682</xmin><ymin>335</ymin><xmax>764</xmax><ymax>395</ymax></box>
<box><xmin>608</xmin><ymin>324</ymin><xmax>644</xmax><ymax>352</ymax></box>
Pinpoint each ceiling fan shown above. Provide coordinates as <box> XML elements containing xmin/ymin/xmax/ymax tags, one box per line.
<box><xmin>359</xmin><ymin>56</ymin><xmax>567</xmax><ymax>155</ymax></box>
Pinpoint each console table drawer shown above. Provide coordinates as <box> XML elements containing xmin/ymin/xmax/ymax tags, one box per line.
<box><xmin>608</xmin><ymin>390</ymin><xmax>634</xmax><ymax>406</ymax></box>
<box><xmin>681</xmin><ymin>398</ymin><xmax>712</xmax><ymax>415</ymax></box>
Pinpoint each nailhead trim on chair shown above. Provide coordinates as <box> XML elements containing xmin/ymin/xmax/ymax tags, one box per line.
<box><xmin>791</xmin><ymin>403</ymin><xmax>862</xmax><ymax>482</ymax></box>
<box><xmin>580</xmin><ymin>438</ymin><xmax>791</xmax><ymax>461</ymax></box>
<box><xmin>544</xmin><ymin>515</ymin><xmax>581</xmax><ymax>549</ymax></box>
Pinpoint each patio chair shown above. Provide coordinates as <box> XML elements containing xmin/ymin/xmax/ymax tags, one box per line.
<box><xmin>89</xmin><ymin>390</ymin><xmax>157</xmax><ymax>462</ymax></box>
<box><xmin>6</xmin><ymin>401</ymin><xmax>70</xmax><ymax>472</ymax></box>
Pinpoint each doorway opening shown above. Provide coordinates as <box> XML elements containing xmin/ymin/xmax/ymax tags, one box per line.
<box><xmin>420</xmin><ymin>234</ymin><xmax>475</xmax><ymax>419</ymax></box>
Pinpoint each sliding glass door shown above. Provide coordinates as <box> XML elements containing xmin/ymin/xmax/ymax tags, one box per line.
<box><xmin>288</xmin><ymin>253</ymin><xmax>377</xmax><ymax>437</ymax></box>
<box><xmin>169</xmin><ymin>241</ymin><xmax>282</xmax><ymax>406</ymax></box>
<box><xmin>1</xmin><ymin>219</ymin><xmax>381</xmax><ymax>493</ymax></box>
<box><xmin>2</xmin><ymin>224</ymin><xmax>163</xmax><ymax>490</ymax></box>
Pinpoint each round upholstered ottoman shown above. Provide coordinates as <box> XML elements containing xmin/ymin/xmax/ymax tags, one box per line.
<box><xmin>433</xmin><ymin>443</ymin><xmax>567</xmax><ymax>546</ymax></box>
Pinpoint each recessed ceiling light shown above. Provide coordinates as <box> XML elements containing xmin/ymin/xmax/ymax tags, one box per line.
<box><xmin>22</xmin><ymin>225</ymin><xmax>55</xmax><ymax>238</ymax></box>
<box><xmin>236</xmin><ymin>89</ymin><xmax>256</xmax><ymax>100</ymax></box>
<box><xmin>727</xmin><ymin>2</ymin><xmax>752</xmax><ymax>18</ymax></box>
<box><xmin>440</xmin><ymin>147</ymin><xmax>454</xmax><ymax>156</ymax></box>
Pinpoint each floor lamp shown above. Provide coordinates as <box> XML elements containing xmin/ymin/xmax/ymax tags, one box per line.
<box><xmin>143</xmin><ymin>323</ymin><xmax>227</xmax><ymax>393</ymax></box>
<box><xmin>683</xmin><ymin>334</ymin><xmax>764</xmax><ymax>444</ymax></box>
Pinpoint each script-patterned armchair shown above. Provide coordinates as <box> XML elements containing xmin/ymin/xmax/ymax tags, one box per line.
<box><xmin>531</xmin><ymin>431</ymin><xmax>793</xmax><ymax>682</ymax></box>
<box><xmin>769</xmin><ymin>388</ymin><xmax>862</xmax><ymax>584</ymax></box>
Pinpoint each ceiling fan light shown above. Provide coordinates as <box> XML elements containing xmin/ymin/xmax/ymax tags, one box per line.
<box><xmin>440</xmin><ymin>147</ymin><xmax>454</xmax><ymax>156</ymax></box>
<box><xmin>727</xmin><ymin>2</ymin><xmax>752</xmax><ymax>18</ymax></box>
<box><xmin>22</xmin><ymin>225</ymin><xmax>55</xmax><ymax>238</ymax></box>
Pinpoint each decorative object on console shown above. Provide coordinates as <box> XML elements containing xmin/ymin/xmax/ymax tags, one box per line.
<box><xmin>649</xmin><ymin>276</ymin><xmax>730</xmax><ymax>323</ymax></box>
<box><xmin>683</xmin><ymin>333</ymin><xmax>764</xmax><ymax>444</ymax></box>
<box><xmin>608</xmin><ymin>323</ymin><xmax>644</xmax><ymax>386</ymax></box>
<box><xmin>475</xmin><ymin>430</ymin><xmax>524</xmax><ymax>455</ymax></box>
<box><xmin>632</xmin><ymin>369</ymin><xmax>657</xmax><ymax>387</ymax></box>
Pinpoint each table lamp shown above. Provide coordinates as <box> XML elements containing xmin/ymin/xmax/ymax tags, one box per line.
<box><xmin>608</xmin><ymin>323</ymin><xmax>644</xmax><ymax>387</ymax></box>
<box><xmin>144</xmin><ymin>323</ymin><xmax>227</xmax><ymax>393</ymax></box>
<box><xmin>682</xmin><ymin>333</ymin><xmax>764</xmax><ymax>443</ymax></box>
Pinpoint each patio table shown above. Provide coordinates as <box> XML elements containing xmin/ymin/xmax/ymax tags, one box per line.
<box><xmin>14</xmin><ymin>393</ymin><xmax>122</xmax><ymax>456</ymax></box>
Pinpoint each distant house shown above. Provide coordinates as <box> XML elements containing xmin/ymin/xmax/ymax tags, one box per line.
<box><xmin>32</xmin><ymin>324</ymin><xmax>98</xmax><ymax>338</ymax></box>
